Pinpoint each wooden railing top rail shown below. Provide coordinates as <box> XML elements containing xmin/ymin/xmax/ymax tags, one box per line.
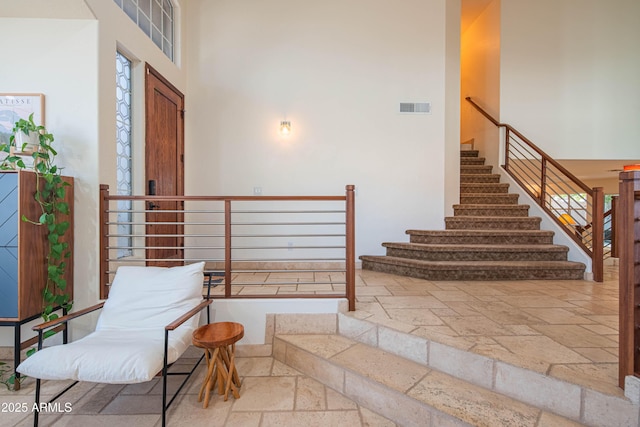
<box><xmin>104</xmin><ymin>194</ymin><xmax>349</xmax><ymax>202</ymax></box>
<box><xmin>465</xmin><ymin>97</ymin><xmax>593</xmax><ymax>195</ymax></box>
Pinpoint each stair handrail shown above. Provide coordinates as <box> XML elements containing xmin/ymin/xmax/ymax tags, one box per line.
<box><xmin>465</xmin><ymin>96</ymin><xmax>604</xmax><ymax>282</ymax></box>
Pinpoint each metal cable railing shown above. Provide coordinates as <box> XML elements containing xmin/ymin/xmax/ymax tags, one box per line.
<box><xmin>99</xmin><ymin>185</ymin><xmax>356</xmax><ymax>310</ymax></box>
<box><xmin>466</xmin><ymin>97</ymin><xmax>604</xmax><ymax>281</ymax></box>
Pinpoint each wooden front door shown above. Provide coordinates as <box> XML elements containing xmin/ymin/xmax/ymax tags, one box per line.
<box><xmin>145</xmin><ymin>64</ymin><xmax>184</xmax><ymax>266</ymax></box>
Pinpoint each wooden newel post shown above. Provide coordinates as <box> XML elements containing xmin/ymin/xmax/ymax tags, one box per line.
<box><xmin>592</xmin><ymin>187</ymin><xmax>604</xmax><ymax>283</ymax></box>
<box><xmin>224</xmin><ymin>200</ymin><xmax>232</xmax><ymax>298</ymax></box>
<box><xmin>618</xmin><ymin>171</ymin><xmax>640</xmax><ymax>388</ymax></box>
<box><xmin>345</xmin><ymin>185</ymin><xmax>356</xmax><ymax>311</ymax></box>
<box><xmin>99</xmin><ymin>184</ymin><xmax>110</xmax><ymax>299</ymax></box>
<box><xmin>611</xmin><ymin>196</ymin><xmax>618</xmax><ymax>258</ymax></box>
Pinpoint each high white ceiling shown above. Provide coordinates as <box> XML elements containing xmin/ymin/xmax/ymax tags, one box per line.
<box><xmin>557</xmin><ymin>159</ymin><xmax>640</xmax><ymax>181</ymax></box>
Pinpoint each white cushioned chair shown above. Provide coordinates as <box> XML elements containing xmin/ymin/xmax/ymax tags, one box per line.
<box><xmin>17</xmin><ymin>262</ymin><xmax>211</xmax><ymax>427</ymax></box>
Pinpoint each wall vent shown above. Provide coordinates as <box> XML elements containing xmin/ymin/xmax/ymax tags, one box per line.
<box><xmin>399</xmin><ymin>102</ymin><xmax>431</xmax><ymax>114</ymax></box>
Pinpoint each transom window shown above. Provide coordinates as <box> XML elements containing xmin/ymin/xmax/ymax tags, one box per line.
<box><xmin>113</xmin><ymin>0</ymin><xmax>174</xmax><ymax>61</ymax></box>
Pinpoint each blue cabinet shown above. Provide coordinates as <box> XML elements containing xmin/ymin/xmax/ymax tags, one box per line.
<box><xmin>0</xmin><ymin>171</ymin><xmax>74</xmax><ymax>321</ymax></box>
<box><xmin>0</xmin><ymin>170</ymin><xmax>73</xmax><ymax>390</ymax></box>
<box><xmin>0</xmin><ymin>173</ymin><xmax>18</xmax><ymax>318</ymax></box>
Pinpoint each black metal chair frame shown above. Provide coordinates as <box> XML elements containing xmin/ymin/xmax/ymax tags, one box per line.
<box><xmin>29</xmin><ymin>291</ymin><xmax>213</xmax><ymax>427</ymax></box>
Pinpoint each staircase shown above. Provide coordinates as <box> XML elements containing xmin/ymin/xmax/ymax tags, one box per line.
<box><xmin>360</xmin><ymin>150</ymin><xmax>586</xmax><ymax>280</ymax></box>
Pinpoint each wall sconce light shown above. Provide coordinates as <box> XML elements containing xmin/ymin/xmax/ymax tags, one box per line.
<box><xmin>623</xmin><ymin>164</ymin><xmax>640</xmax><ymax>171</ymax></box>
<box><xmin>280</xmin><ymin>120</ymin><xmax>291</xmax><ymax>136</ymax></box>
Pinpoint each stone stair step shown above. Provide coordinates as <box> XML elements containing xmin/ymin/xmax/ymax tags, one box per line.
<box><xmin>382</xmin><ymin>242</ymin><xmax>569</xmax><ymax>262</ymax></box>
<box><xmin>359</xmin><ymin>256</ymin><xmax>585</xmax><ymax>280</ymax></box>
<box><xmin>407</xmin><ymin>229</ymin><xmax>555</xmax><ymax>245</ymax></box>
<box><xmin>361</xmin><ymin>149</ymin><xmax>587</xmax><ymax>283</ymax></box>
<box><xmin>334</xmin><ymin>312</ymin><xmax>635</xmax><ymax>427</ymax></box>
<box><xmin>453</xmin><ymin>204</ymin><xmax>530</xmax><ymax>217</ymax></box>
<box><xmin>460</xmin><ymin>173</ymin><xmax>501</xmax><ymax>183</ymax></box>
<box><xmin>460</xmin><ymin>150</ymin><xmax>479</xmax><ymax>157</ymax></box>
<box><xmin>461</xmin><ymin>157</ymin><xmax>486</xmax><ymax>165</ymax></box>
<box><xmin>460</xmin><ymin>182</ymin><xmax>510</xmax><ymax>193</ymax></box>
<box><xmin>445</xmin><ymin>216</ymin><xmax>541</xmax><ymax>230</ymax></box>
<box><xmin>274</xmin><ymin>333</ymin><xmax>576</xmax><ymax>427</ymax></box>
<box><xmin>460</xmin><ymin>193</ymin><xmax>519</xmax><ymax>205</ymax></box>
<box><xmin>461</xmin><ymin>165</ymin><xmax>493</xmax><ymax>175</ymax></box>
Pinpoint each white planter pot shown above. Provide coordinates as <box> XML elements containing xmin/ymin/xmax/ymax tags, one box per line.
<box><xmin>14</xmin><ymin>131</ymin><xmax>40</xmax><ymax>152</ymax></box>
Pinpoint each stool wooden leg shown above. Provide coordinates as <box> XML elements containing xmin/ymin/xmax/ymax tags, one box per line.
<box><xmin>203</xmin><ymin>347</ymin><xmax>220</xmax><ymax>408</ymax></box>
<box><xmin>225</xmin><ymin>343</ymin><xmax>240</xmax><ymax>399</ymax></box>
<box><xmin>198</xmin><ymin>348</ymin><xmax>213</xmax><ymax>403</ymax></box>
<box><xmin>215</xmin><ymin>351</ymin><xmax>229</xmax><ymax>399</ymax></box>
<box><xmin>219</xmin><ymin>345</ymin><xmax>230</xmax><ymax>373</ymax></box>
<box><xmin>230</xmin><ymin>343</ymin><xmax>241</xmax><ymax>388</ymax></box>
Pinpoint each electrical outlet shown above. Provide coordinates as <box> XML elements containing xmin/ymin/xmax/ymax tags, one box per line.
<box><xmin>253</xmin><ymin>187</ymin><xmax>262</xmax><ymax>195</ymax></box>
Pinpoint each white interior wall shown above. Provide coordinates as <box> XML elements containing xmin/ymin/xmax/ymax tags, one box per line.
<box><xmin>460</xmin><ymin>0</ymin><xmax>501</xmax><ymax>168</ymax></box>
<box><xmin>0</xmin><ymin>15</ymin><xmax>98</xmax><ymax>345</ymax></box>
<box><xmin>500</xmin><ymin>0</ymin><xmax>640</xmax><ymax>160</ymax></box>
<box><xmin>0</xmin><ymin>0</ymin><xmax>190</xmax><ymax>346</ymax></box>
<box><xmin>184</xmin><ymin>0</ymin><xmax>451</xmax><ymax>256</ymax></box>
<box><xmin>444</xmin><ymin>0</ymin><xmax>462</xmax><ymax>217</ymax></box>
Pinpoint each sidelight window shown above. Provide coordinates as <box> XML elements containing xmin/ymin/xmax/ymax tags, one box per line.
<box><xmin>116</xmin><ymin>51</ymin><xmax>133</xmax><ymax>258</ymax></box>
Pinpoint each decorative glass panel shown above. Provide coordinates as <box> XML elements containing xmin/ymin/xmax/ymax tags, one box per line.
<box><xmin>116</xmin><ymin>51</ymin><xmax>133</xmax><ymax>258</ymax></box>
<box><xmin>113</xmin><ymin>0</ymin><xmax>174</xmax><ymax>62</ymax></box>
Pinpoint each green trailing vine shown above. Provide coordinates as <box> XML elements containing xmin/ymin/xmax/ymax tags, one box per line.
<box><xmin>0</xmin><ymin>361</ymin><xmax>17</xmax><ymax>390</ymax></box>
<box><xmin>0</xmin><ymin>115</ymin><xmax>73</xmax><ymax>390</ymax></box>
<box><xmin>0</xmin><ymin>114</ymin><xmax>73</xmax><ymax>324</ymax></box>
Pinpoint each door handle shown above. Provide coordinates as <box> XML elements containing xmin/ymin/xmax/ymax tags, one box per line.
<box><xmin>148</xmin><ymin>180</ymin><xmax>158</xmax><ymax>210</ymax></box>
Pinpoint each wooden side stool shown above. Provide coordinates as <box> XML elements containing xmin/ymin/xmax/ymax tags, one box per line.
<box><xmin>192</xmin><ymin>322</ymin><xmax>244</xmax><ymax>408</ymax></box>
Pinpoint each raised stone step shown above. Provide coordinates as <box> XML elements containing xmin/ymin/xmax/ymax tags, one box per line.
<box><xmin>407</xmin><ymin>229</ymin><xmax>555</xmax><ymax>245</ymax></box>
<box><xmin>359</xmin><ymin>256</ymin><xmax>585</xmax><ymax>280</ymax></box>
<box><xmin>460</xmin><ymin>165</ymin><xmax>493</xmax><ymax>175</ymax></box>
<box><xmin>453</xmin><ymin>204</ymin><xmax>530</xmax><ymax>217</ymax></box>
<box><xmin>460</xmin><ymin>182</ymin><xmax>510</xmax><ymax>193</ymax></box>
<box><xmin>460</xmin><ymin>173</ymin><xmax>501</xmax><ymax>183</ymax></box>
<box><xmin>445</xmin><ymin>216</ymin><xmax>541</xmax><ymax>230</ymax></box>
<box><xmin>274</xmin><ymin>333</ymin><xmax>581</xmax><ymax>426</ymax></box>
<box><xmin>460</xmin><ymin>193</ymin><xmax>519</xmax><ymax>205</ymax></box>
<box><xmin>382</xmin><ymin>242</ymin><xmax>569</xmax><ymax>262</ymax></box>
<box><xmin>461</xmin><ymin>157</ymin><xmax>486</xmax><ymax>165</ymax></box>
<box><xmin>333</xmin><ymin>313</ymin><xmax>637</xmax><ymax>427</ymax></box>
<box><xmin>460</xmin><ymin>150</ymin><xmax>479</xmax><ymax>157</ymax></box>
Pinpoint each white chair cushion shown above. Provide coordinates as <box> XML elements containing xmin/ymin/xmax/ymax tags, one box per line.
<box><xmin>17</xmin><ymin>328</ymin><xmax>189</xmax><ymax>383</ymax></box>
<box><xmin>17</xmin><ymin>262</ymin><xmax>205</xmax><ymax>383</ymax></box>
<box><xmin>97</xmin><ymin>262</ymin><xmax>205</xmax><ymax>330</ymax></box>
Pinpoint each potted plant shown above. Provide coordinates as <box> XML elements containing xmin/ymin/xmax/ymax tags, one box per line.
<box><xmin>11</xmin><ymin>117</ymin><xmax>41</xmax><ymax>154</ymax></box>
<box><xmin>0</xmin><ymin>115</ymin><xmax>73</xmax><ymax>390</ymax></box>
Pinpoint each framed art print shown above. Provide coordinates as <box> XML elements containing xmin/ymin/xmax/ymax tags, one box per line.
<box><xmin>0</xmin><ymin>93</ymin><xmax>45</xmax><ymax>146</ymax></box>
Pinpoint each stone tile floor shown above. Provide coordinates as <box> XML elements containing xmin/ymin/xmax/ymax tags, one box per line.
<box><xmin>351</xmin><ymin>264</ymin><xmax>621</xmax><ymax>398</ymax></box>
<box><xmin>1</xmin><ymin>350</ymin><xmax>396</xmax><ymax>426</ymax></box>
<box><xmin>0</xmin><ymin>264</ymin><xmax>623</xmax><ymax>426</ymax></box>
<box><xmin>221</xmin><ymin>264</ymin><xmax>620</xmax><ymax>395</ymax></box>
